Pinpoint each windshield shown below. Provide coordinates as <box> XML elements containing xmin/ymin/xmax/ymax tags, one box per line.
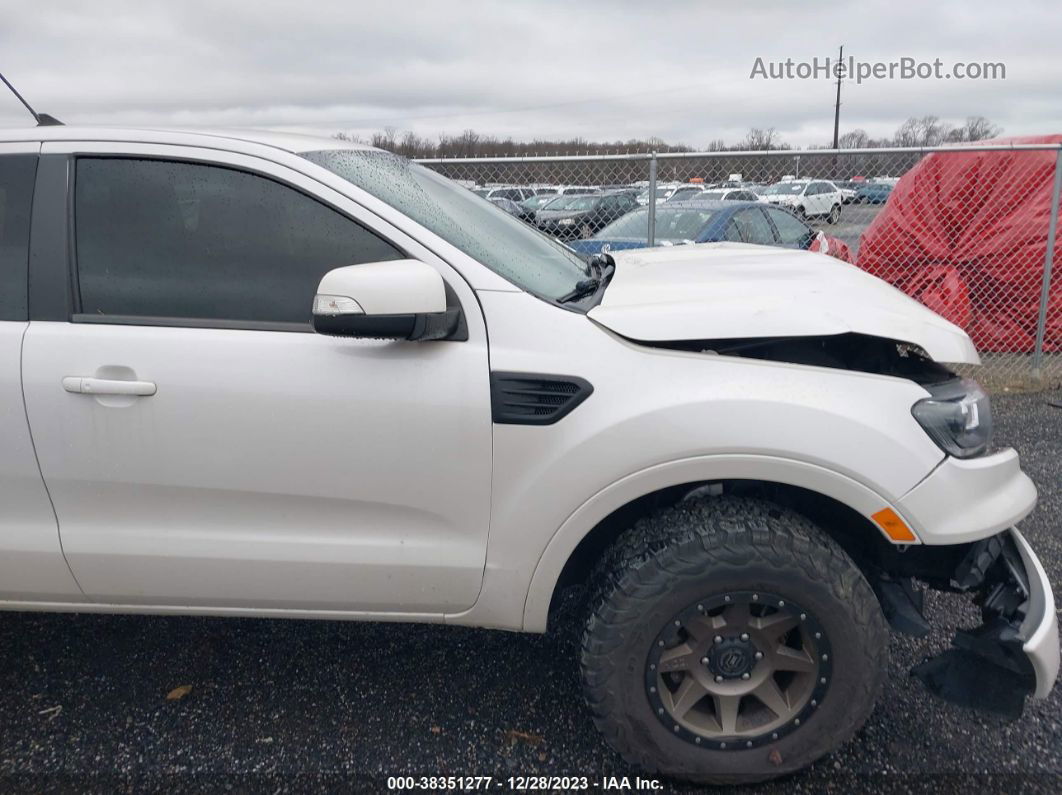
<box><xmin>544</xmin><ymin>195</ymin><xmax>598</xmax><ymax>211</ymax></box>
<box><xmin>303</xmin><ymin>150</ymin><xmax>588</xmax><ymax>302</ymax></box>
<box><xmin>762</xmin><ymin>183</ymin><xmax>806</xmax><ymax>195</ymax></box>
<box><xmin>597</xmin><ymin>207</ymin><xmax>714</xmax><ymax>243</ymax></box>
<box><xmin>636</xmin><ymin>187</ymin><xmax>669</xmax><ymax>201</ymax></box>
<box><xmin>521</xmin><ymin>194</ymin><xmax>555</xmax><ymax>210</ymax></box>
<box><xmin>699</xmin><ymin>190</ymin><xmax>729</xmax><ymax>200</ymax></box>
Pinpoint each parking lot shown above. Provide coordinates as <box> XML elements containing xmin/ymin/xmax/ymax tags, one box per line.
<box><xmin>0</xmin><ymin>392</ymin><xmax>1058</xmax><ymax>792</ymax></box>
<box><xmin>808</xmin><ymin>202</ymin><xmax>884</xmax><ymax>253</ymax></box>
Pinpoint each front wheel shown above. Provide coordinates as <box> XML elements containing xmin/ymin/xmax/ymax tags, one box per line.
<box><xmin>580</xmin><ymin>496</ymin><xmax>887</xmax><ymax>785</ymax></box>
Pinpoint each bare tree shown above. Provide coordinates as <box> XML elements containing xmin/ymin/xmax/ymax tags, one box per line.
<box><xmin>740</xmin><ymin>127</ymin><xmax>782</xmax><ymax>151</ymax></box>
<box><xmin>893</xmin><ymin>115</ymin><xmax>954</xmax><ymax>147</ymax></box>
<box><xmin>837</xmin><ymin>129</ymin><xmax>870</xmax><ymax>149</ymax></box>
<box><xmin>945</xmin><ymin>116</ymin><xmax>1003</xmax><ymax>142</ymax></box>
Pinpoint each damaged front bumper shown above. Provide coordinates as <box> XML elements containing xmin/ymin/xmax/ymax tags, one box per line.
<box><xmin>896</xmin><ymin>528</ymin><xmax>1058</xmax><ymax>717</ymax></box>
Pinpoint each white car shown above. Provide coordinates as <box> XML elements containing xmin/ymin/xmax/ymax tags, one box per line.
<box><xmin>759</xmin><ymin>179</ymin><xmax>844</xmax><ymax>222</ymax></box>
<box><xmin>0</xmin><ymin>126</ymin><xmax>1056</xmax><ymax>785</ymax></box>
<box><xmin>667</xmin><ymin>186</ymin><xmax>762</xmax><ymax>203</ymax></box>
<box><xmin>636</xmin><ymin>182</ymin><xmax>691</xmax><ymax>205</ymax></box>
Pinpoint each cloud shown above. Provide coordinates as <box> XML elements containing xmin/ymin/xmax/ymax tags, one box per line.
<box><xmin>0</xmin><ymin>0</ymin><xmax>1057</xmax><ymax>146</ymax></box>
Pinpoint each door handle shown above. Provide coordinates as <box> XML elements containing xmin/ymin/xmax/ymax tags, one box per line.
<box><xmin>62</xmin><ymin>377</ymin><xmax>157</xmax><ymax>397</ymax></box>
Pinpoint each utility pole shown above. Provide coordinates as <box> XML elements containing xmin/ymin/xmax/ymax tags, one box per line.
<box><xmin>832</xmin><ymin>45</ymin><xmax>843</xmax><ymax>149</ymax></box>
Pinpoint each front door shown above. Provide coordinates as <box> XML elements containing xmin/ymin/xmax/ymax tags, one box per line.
<box><xmin>22</xmin><ymin>147</ymin><xmax>492</xmax><ymax>613</ymax></box>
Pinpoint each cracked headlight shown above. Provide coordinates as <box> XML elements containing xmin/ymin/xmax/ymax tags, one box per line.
<box><xmin>911</xmin><ymin>378</ymin><xmax>992</xmax><ymax>458</ymax></box>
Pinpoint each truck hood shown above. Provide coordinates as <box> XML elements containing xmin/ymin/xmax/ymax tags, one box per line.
<box><xmin>587</xmin><ymin>242</ymin><xmax>980</xmax><ymax>364</ymax></box>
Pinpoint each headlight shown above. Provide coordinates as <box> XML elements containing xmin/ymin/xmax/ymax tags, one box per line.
<box><xmin>911</xmin><ymin>378</ymin><xmax>992</xmax><ymax>458</ymax></box>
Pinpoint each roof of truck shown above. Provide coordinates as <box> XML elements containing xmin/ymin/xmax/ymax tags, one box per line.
<box><xmin>0</xmin><ymin>125</ymin><xmax>372</xmax><ymax>154</ymax></box>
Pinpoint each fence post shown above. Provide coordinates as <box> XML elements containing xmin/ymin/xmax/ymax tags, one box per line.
<box><xmin>1033</xmin><ymin>149</ymin><xmax>1062</xmax><ymax>379</ymax></box>
<box><xmin>647</xmin><ymin>151</ymin><xmax>658</xmax><ymax>247</ymax></box>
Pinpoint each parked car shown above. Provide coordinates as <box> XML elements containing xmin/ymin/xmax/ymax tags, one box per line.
<box><xmin>855</xmin><ymin>182</ymin><xmax>894</xmax><ymax>204</ymax></box>
<box><xmin>0</xmin><ymin>126</ymin><xmax>1055</xmax><ymax>786</ymax></box>
<box><xmin>568</xmin><ymin>200</ymin><xmax>840</xmax><ymax>257</ymax></box>
<box><xmin>666</xmin><ymin>187</ymin><xmax>761</xmax><ymax>203</ymax></box>
<box><xmin>518</xmin><ymin>193</ymin><xmax>559</xmax><ymax>216</ymax></box>
<box><xmin>833</xmin><ymin>180</ymin><xmax>861</xmax><ymax>204</ymax></box>
<box><xmin>556</xmin><ymin>185</ymin><xmax>600</xmax><ymax>196</ymax></box>
<box><xmin>489</xmin><ymin>196</ymin><xmax>534</xmax><ymax>221</ymax></box>
<box><xmin>635</xmin><ymin>183</ymin><xmax>689</xmax><ymax>205</ymax></box>
<box><xmin>535</xmin><ymin>190</ymin><xmax>639</xmax><ymax>240</ymax></box>
<box><xmin>759</xmin><ymin>180</ymin><xmax>843</xmax><ymax>222</ymax></box>
<box><xmin>472</xmin><ymin>186</ymin><xmax>536</xmax><ymax>202</ymax></box>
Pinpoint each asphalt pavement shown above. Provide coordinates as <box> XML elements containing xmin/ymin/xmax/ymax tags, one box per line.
<box><xmin>0</xmin><ymin>393</ymin><xmax>1059</xmax><ymax>793</ymax></box>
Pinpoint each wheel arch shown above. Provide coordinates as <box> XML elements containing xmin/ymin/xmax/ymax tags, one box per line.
<box><xmin>523</xmin><ymin>454</ymin><xmax>909</xmax><ymax>632</ymax></box>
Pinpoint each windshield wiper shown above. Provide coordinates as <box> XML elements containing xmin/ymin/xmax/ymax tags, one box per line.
<box><xmin>559</xmin><ymin>256</ymin><xmax>615</xmax><ymax>304</ymax></box>
<box><xmin>558</xmin><ymin>277</ymin><xmax>601</xmax><ymax>303</ymax></box>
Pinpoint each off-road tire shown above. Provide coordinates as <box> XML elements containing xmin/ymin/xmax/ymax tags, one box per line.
<box><xmin>580</xmin><ymin>496</ymin><xmax>887</xmax><ymax>785</ymax></box>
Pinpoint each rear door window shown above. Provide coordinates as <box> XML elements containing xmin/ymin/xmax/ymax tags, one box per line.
<box><xmin>765</xmin><ymin>207</ymin><xmax>813</xmax><ymax>246</ymax></box>
<box><xmin>730</xmin><ymin>208</ymin><xmax>775</xmax><ymax>245</ymax></box>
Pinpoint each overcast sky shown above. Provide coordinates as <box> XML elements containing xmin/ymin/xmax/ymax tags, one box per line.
<box><xmin>0</xmin><ymin>0</ymin><xmax>1057</xmax><ymax>148</ymax></box>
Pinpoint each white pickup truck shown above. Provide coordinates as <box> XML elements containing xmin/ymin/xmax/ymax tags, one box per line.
<box><xmin>0</xmin><ymin>127</ymin><xmax>1056</xmax><ymax>785</ymax></box>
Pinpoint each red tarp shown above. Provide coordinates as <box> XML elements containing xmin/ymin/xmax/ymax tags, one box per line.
<box><xmin>856</xmin><ymin>135</ymin><xmax>1062</xmax><ymax>352</ymax></box>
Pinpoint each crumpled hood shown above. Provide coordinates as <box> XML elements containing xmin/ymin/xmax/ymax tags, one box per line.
<box><xmin>587</xmin><ymin>242</ymin><xmax>980</xmax><ymax>364</ymax></box>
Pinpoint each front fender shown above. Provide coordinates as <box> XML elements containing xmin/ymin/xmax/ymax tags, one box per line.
<box><xmin>520</xmin><ymin>453</ymin><xmax>912</xmax><ymax>632</ymax></box>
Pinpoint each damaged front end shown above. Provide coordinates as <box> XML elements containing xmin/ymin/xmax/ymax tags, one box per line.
<box><xmin>875</xmin><ymin>528</ymin><xmax>1058</xmax><ymax>718</ymax></box>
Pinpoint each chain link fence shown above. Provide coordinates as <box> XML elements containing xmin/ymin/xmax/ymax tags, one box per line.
<box><xmin>418</xmin><ymin>144</ymin><xmax>1062</xmax><ymax>391</ymax></box>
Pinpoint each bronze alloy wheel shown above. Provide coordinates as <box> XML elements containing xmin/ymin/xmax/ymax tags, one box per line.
<box><xmin>644</xmin><ymin>590</ymin><xmax>831</xmax><ymax>750</ymax></box>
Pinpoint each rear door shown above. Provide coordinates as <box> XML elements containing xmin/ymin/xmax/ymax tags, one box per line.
<box><xmin>0</xmin><ymin>143</ymin><xmax>83</xmax><ymax>601</ymax></box>
<box><xmin>22</xmin><ymin>143</ymin><xmax>493</xmax><ymax>614</ymax></box>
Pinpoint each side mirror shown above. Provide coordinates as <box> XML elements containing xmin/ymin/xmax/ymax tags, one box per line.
<box><xmin>312</xmin><ymin>260</ymin><xmax>459</xmax><ymax>341</ymax></box>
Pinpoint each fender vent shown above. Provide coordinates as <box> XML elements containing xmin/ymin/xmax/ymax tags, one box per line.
<box><xmin>490</xmin><ymin>372</ymin><xmax>594</xmax><ymax>425</ymax></box>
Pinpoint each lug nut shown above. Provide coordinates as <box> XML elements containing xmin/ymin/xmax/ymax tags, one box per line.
<box><xmin>740</xmin><ymin>633</ymin><xmax>749</xmax><ymax>642</ymax></box>
<box><xmin>754</xmin><ymin>651</ymin><xmax>764</xmax><ymax>660</ymax></box>
<box><xmin>701</xmin><ymin>656</ymin><xmax>710</xmax><ymax>665</ymax></box>
<box><xmin>715</xmin><ymin>675</ymin><xmax>723</xmax><ymax>683</ymax></box>
<box><xmin>713</xmin><ymin>635</ymin><xmax>723</xmax><ymax>643</ymax></box>
<box><xmin>741</xmin><ymin>672</ymin><xmax>750</xmax><ymax>680</ymax></box>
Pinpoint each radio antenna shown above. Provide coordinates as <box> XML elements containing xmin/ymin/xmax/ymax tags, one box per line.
<box><xmin>0</xmin><ymin>71</ymin><xmax>62</xmax><ymax>126</ymax></box>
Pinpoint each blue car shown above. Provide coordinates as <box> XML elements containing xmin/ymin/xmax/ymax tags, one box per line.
<box><xmin>566</xmin><ymin>200</ymin><xmax>818</xmax><ymax>256</ymax></box>
<box><xmin>855</xmin><ymin>182</ymin><xmax>894</xmax><ymax>204</ymax></box>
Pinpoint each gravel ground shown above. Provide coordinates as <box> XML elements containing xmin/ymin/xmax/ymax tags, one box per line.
<box><xmin>0</xmin><ymin>394</ymin><xmax>1059</xmax><ymax>793</ymax></box>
